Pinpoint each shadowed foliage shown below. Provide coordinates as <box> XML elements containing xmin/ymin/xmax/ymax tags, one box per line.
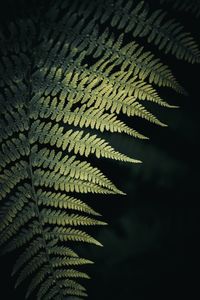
<box><xmin>0</xmin><ymin>0</ymin><xmax>199</xmax><ymax>299</ymax></box>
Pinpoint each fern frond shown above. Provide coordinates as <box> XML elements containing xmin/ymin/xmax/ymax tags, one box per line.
<box><xmin>31</xmin><ymin>97</ymin><xmax>147</xmax><ymax>140</ymax></box>
<box><xmin>0</xmin><ymin>0</ymin><xmax>199</xmax><ymax>299</ymax></box>
<box><xmin>0</xmin><ymin>81</ymin><xmax>27</xmax><ymax>113</ymax></box>
<box><xmin>84</xmin><ymin>62</ymin><xmax>176</xmax><ymax>107</ymax></box>
<box><xmin>0</xmin><ymin>134</ymin><xmax>30</xmax><ymax>169</ymax></box>
<box><xmin>33</xmin><ymin>168</ymin><xmax>120</xmax><ymax>194</ymax></box>
<box><xmin>25</xmin><ymin>265</ymin><xmax>50</xmax><ymax>299</ymax></box>
<box><xmin>33</xmin><ymin>61</ymin><xmax>170</xmax><ymax>126</ymax></box>
<box><xmin>0</xmin><ymin>160</ymin><xmax>29</xmax><ymax>200</ymax></box>
<box><xmin>55</xmin><ymin>269</ymin><xmax>90</xmax><ymax>279</ymax></box>
<box><xmin>40</xmin><ymin>209</ymin><xmax>107</xmax><ymax>226</ymax></box>
<box><xmin>0</xmin><ymin>184</ymin><xmax>31</xmax><ymax>232</ymax></box>
<box><xmin>31</xmin><ymin>147</ymin><xmax>121</xmax><ymax>193</ymax></box>
<box><xmin>41</xmin><ymin>4</ymin><xmax>184</xmax><ymax>93</ymax></box>
<box><xmin>118</xmin><ymin>100</ymin><xmax>167</xmax><ymax>127</ymax></box>
<box><xmin>0</xmin><ymin>204</ymin><xmax>36</xmax><ymax>246</ymax></box>
<box><xmin>37</xmin><ymin>278</ymin><xmax>55</xmax><ymax>300</ymax></box>
<box><xmin>37</xmin><ymin>278</ymin><xmax>87</xmax><ymax>300</ymax></box>
<box><xmin>15</xmin><ymin>253</ymin><xmax>47</xmax><ymax>288</ymax></box>
<box><xmin>48</xmin><ymin>246</ymin><xmax>79</xmax><ymax>257</ymax></box>
<box><xmin>108</xmin><ymin>41</ymin><xmax>185</xmax><ymax>93</ymax></box>
<box><xmin>36</xmin><ymin>190</ymin><xmax>101</xmax><ymax>216</ymax></box>
<box><xmin>27</xmin><ymin>252</ymin><xmax>89</xmax><ymax>299</ymax></box>
<box><xmin>37</xmin><ymin>55</ymin><xmax>176</xmax><ymax>112</ymax></box>
<box><xmin>30</xmin><ymin>121</ymin><xmax>141</xmax><ymax>163</ymax></box>
<box><xmin>41</xmin><ymin>286</ymin><xmax>58</xmax><ymax>300</ymax></box>
<box><xmin>0</xmin><ymin>109</ymin><xmax>29</xmax><ymax>143</ymax></box>
<box><xmin>12</xmin><ymin>238</ymin><xmax>44</xmax><ymax>275</ymax></box>
<box><xmin>52</xmin><ymin>257</ymin><xmax>93</xmax><ymax>268</ymax></box>
<box><xmin>74</xmin><ymin>0</ymin><xmax>200</xmax><ymax>62</ymax></box>
<box><xmin>160</xmin><ymin>0</ymin><xmax>200</xmax><ymax>18</ymax></box>
<box><xmin>62</xmin><ymin>288</ymin><xmax>88</xmax><ymax>298</ymax></box>
<box><xmin>2</xmin><ymin>222</ymin><xmax>42</xmax><ymax>254</ymax></box>
<box><xmin>57</xmin><ymin>279</ymin><xmax>86</xmax><ymax>291</ymax></box>
<box><xmin>108</xmin><ymin>72</ymin><xmax>176</xmax><ymax>107</ymax></box>
<box><xmin>45</xmin><ymin>226</ymin><xmax>103</xmax><ymax>247</ymax></box>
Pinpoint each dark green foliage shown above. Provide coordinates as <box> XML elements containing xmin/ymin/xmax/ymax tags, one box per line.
<box><xmin>0</xmin><ymin>0</ymin><xmax>199</xmax><ymax>299</ymax></box>
<box><xmin>160</xmin><ymin>0</ymin><xmax>200</xmax><ymax>18</ymax></box>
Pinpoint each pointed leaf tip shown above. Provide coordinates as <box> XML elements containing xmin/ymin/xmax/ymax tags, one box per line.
<box><xmin>131</xmin><ymin>159</ymin><xmax>142</xmax><ymax>164</ymax></box>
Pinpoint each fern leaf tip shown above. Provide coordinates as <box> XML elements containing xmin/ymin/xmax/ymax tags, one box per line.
<box><xmin>94</xmin><ymin>239</ymin><xmax>104</xmax><ymax>247</ymax></box>
<box><xmin>113</xmin><ymin>187</ymin><xmax>126</xmax><ymax>195</ymax></box>
<box><xmin>101</xmin><ymin>221</ymin><xmax>108</xmax><ymax>226</ymax></box>
<box><xmin>133</xmin><ymin>159</ymin><xmax>142</xmax><ymax>164</ymax></box>
<box><xmin>119</xmin><ymin>191</ymin><xmax>127</xmax><ymax>196</ymax></box>
<box><xmin>160</xmin><ymin>122</ymin><xmax>168</xmax><ymax>127</ymax></box>
<box><xmin>142</xmin><ymin>136</ymin><xmax>150</xmax><ymax>140</ymax></box>
<box><xmin>129</xmin><ymin>158</ymin><xmax>142</xmax><ymax>164</ymax></box>
<box><xmin>166</xmin><ymin>104</ymin><xmax>180</xmax><ymax>109</ymax></box>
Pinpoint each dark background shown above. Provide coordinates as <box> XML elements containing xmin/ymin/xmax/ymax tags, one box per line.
<box><xmin>0</xmin><ymin>0</ymin><xmax>200</xmax><ymax>299</ymax></box>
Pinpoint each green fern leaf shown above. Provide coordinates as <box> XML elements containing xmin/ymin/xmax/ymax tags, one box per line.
<box><xmin>40</xmin><ymin>209</ymin><xmax>107</xmax><ymax>226</ymax></box>
<box><xmin>15</xmin><ymin>253</ymin><xmax>47</xmax><ymax>288</ymax></box>
<box><xmin>37</xmin><ymin>190</ymin><xmax>101</xmax><ymax>216</ymax></box>
<box><xmin>12</xmin><ymin>238</ymin><xmax>44</xmax><ymax>276</ymax></box>
<box><xmin>45</xmin><ymin>226</ymin><xmax>103</xmax><ymax>246</ymax></box>
<box><xmin>0</xmin><ymin>0</ymin><xmax>199</xmax><ymax>299</ymax></box>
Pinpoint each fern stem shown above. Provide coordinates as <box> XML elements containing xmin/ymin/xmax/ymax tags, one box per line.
<box><xmin>28</xmin><ymin>155</ymin><xmax>64</xmax><ymax>300</ymax></box>
<box><xmin>25</xmin><ymin>67</ymin><xmax>64</xmax><ymax>300</ymax></box>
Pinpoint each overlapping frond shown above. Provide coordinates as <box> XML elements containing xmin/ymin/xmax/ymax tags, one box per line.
<box><xmin>160</xmin><ymin>0</ymin><xmax>200</xmax><ymax>18</ymax></box>
<box><xmin>38</xmin><ymin>5</ymin><xmax>186</xmax><ymax>96</ymax></box>
<box><xmin>0</xmin><ymin>0</ymin><xmax>199</xmax><ymax>299</ymax></box>
<box><xmin>54</xmin><ymin>0</ymin><xmax>200</xmax><ymax>63</ymax></box>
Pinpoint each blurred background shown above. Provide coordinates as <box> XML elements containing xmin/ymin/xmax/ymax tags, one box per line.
<box><xmin>0</xmin><ymin>0</ymin><xmax>200</xmax><ymax>299</ymax></box>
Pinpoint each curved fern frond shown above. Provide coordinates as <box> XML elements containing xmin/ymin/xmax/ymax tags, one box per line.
<box><xmin>31</xmin><ymin>97</ymin><xmax>148</xmax><ymax>139</ymax></box>
<box><xmin>51</xmin><ymin>257</ymin><xmax>93</xmax><ymax>268</ymax></box>
<box><xmin>40</xmin><ymin>209</ymin><xmax>107</xmax><ymax>226</ymax></box>
<box><xmin>108</xmin><ymin>41</ymin><xmax>185</xmax><ymax>93</ymax></box>
<box><xmin>45</xmin><ymin>227</ymin><xmax>103</xmax><ymax>247</ymax></box>
<box><xmin>31</xmin><ymin>147</ymin><xmax>122</xmax><ymax>193</ymax></box>
<box><xmin>55</xmin><ymin>269</ymin><xmax>90</xmax><ymax>279</ymax></box>
<box><xmin>29</xmin><ymin>121</ymin><xmax>141</xmax><ymax>163</ymax></box>
<box><xmin>104</xmin><ymin>0</ymin><xmax>200</xmax><ymax>63</ymax></box>
<box><xmin>33</xmin><ymin>60</ymin><xmax>168</xmax><ymax>125</ymax></box>
<box><xmin>0</xmin><ymin>0</ymin><xmax>199</xmax><ymax>299</ymax></box>
<box><xmin>56</xmin><ymin>0</ymin><xmax>200</xmax><ymax>62</ymax></box>
<box><xmin>48</xmin><ymin>246</ymin><xmax>79</xmax><ymax>257</ymax></box>
<box><xmin>37</xmin><ymin>190</ymin><xmax>101</xmax><ymax>216</ymax></box>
